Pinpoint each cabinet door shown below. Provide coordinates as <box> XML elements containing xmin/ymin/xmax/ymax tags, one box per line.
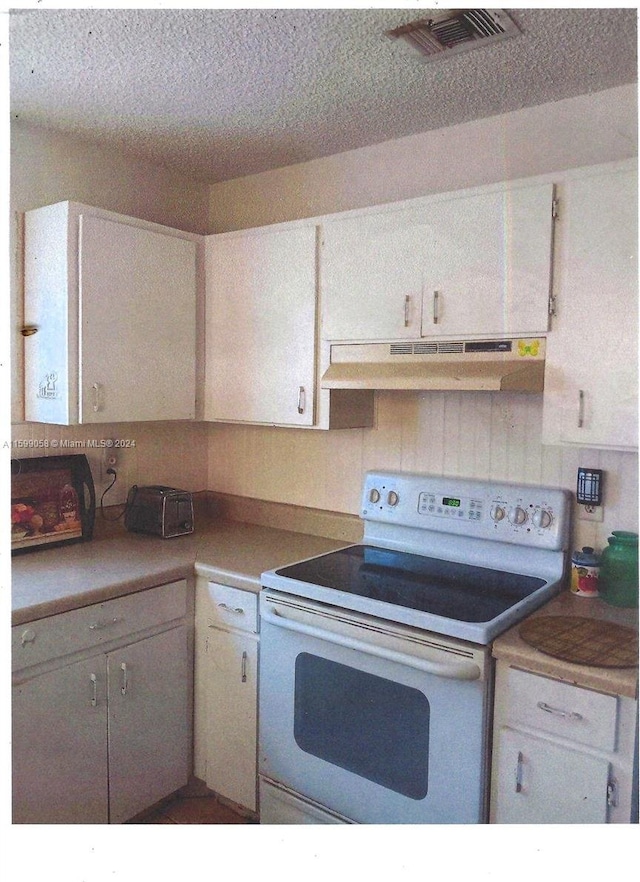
<box><xmin>421</xmin><ymin>184</ymin><xmax>553</xmax><ymax>338</ymax></box>
<box><xmin>321</xmin><ymin>183</ymin><xmax>553</xmax><ymax>342</ymax></box>
<box><xmin>79</xmin><ymin>214</ymin><xmax>196</xmax><ymax>422</ymax></box>
<box><xmin>12</xmin><ymin>656</ymin><xmax>109</xmax><ymax>824</ymax></box>
<box><xmin>205</xmin><ymin>226</ymin><xmax>316</xmax><ymax>426</ymax></box>
<box><xmin>321</xmin><ymin>206</ymin><xmax>431</xmax><ymax>341</ymax></box>
<box><xmin>493</xmin><ymin>727</ymin><xmax>610</xmax><ymax>824</ymax></box>
<box><xmin>542</xmin><ymin>164</ymin><xmax>638</xmax><ymax>449</ymax></box>
<box><xmin>203</xmin><ymin>628</ymin><xmax>258</xmax><ymax>812</ymax></box>
<box><xmin>107</xmin><ymin>625</ymin><xmax>190</xmax><ymax>824</ymax></box>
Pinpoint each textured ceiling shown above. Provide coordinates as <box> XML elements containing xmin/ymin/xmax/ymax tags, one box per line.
<box><xmin>9</xmin><ymin>6</ymin><xmax>638</xmax><ymax>184</ymax></box>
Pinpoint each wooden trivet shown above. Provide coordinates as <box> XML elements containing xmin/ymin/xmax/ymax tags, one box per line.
<box><xmin>518</xmin><ymin>615</ymin><xmax>638</xmax><ymax>668</ymax></box>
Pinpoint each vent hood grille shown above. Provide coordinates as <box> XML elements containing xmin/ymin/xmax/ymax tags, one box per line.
<box><xmin>387</xmin><ymin>9</ymin><xmax>520</xmax><ymax>61</ymax></box>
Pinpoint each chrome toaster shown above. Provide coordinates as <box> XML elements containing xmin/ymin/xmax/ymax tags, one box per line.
<box><xmin>124</xmin><ymin>485</ymin><xmax>194</xmax><ymax>538</ymax></box>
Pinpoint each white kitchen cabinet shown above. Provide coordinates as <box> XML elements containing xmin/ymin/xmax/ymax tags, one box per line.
<box><xmin>194</xmin><ymin>579</ymin><xmax>259</xmax><ymax>813</ymax></box>
<box><xmin>490</xmin><ymin>664</ymin><xmax>638</xmax><ymax>824</ymax></box>
<box><xmin>12</xmin><ymin>581</ymin><xmax>191</xmax><ymax>824</ymax></box>
<box><xmin>13</xmin><ymin>654</ymin><xmax>109</xmax><ymax>823</ymax></box>
<box><xmin>204</xmin><ymin>224</ymin><xmax>317</xmax><ymax>426</ymax></box>
<box><xmin>542</xmin><ymin>161</ymin><xmax>638</xmax><ymax>450</ymax></box>
<box><xmin>23</xmin><ymin>201</ymin><xmax>198</xmax><ymax>424</ymax></box>
<box><xmin>107</xmin><ymin>625</ymin><xmax>191</xmax><ymax>824</ymax></box>
<box><xmin>321</xmin><ymin>180</ymin><xmax>554</xmax><ymax>342</ymax></box>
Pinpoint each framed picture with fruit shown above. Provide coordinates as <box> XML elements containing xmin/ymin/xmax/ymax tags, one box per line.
<box><xmin>10</xmin><ymin>454</ymin><xmax>96</xmax><ymax>554</ymax></box>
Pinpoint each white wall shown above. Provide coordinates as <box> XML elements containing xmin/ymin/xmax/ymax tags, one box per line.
<box><xmin>205</xmin><ymin>85</ymin><xmax>639</xmax><ymax>551</ymax></box>
<box><xmin>9</xmin><ymin>123</ymin><xmax>211</xmax><ymax>496</ymax></box>
<box><xmin>209</xmin><ymin>85</ymin><xmax>637</xmax><ymax>231</ymax></box>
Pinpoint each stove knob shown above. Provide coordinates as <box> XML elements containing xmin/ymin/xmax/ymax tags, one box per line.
<box><xmin>387</xmin><ymin>490</ymin><xmax>399</xmax><ymax>507</ymax></box>
<box><xmin>508</xmin><ymin>506</ymin><xmax>527</xmax><ymax>525</ymax></box>
<box><xmin>532</xmin><ymin>508</ymin><xmax>552</xmax><ymax>529</ymax></box>
<box><xmin>369</xmin><ymin>488</ymin><xmax>381</xmax><ymax>504</ymax></box>
<box><xmin>490</xmin><ymin>505</ymin><xmax>506</xmax><ymax>522</ymax></box>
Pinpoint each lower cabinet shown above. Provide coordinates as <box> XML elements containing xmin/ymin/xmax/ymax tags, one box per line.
<box><xmin>490</xmin><ymin>664</ymin><xmax>638</xmax><ymax>824</ymax></box>
<box><xmin>194</xmin><ymin>578</ymin><xmax>259</xmax><ymax>813</ymax></box>
<box><xmin>12</xmin><ymin>581</ymin><xmax>191</xmax><ymax>824</ymax></box>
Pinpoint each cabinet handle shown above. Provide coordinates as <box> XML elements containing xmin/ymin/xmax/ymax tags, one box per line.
<box><xmin>214</xmin><ymin>602</ymin><xmax>244</xmax><ymax>615</ymax></box>
<box><xmin>120</xmin><ymin>662</ymin><xmax>128</xmax><ymax>696</ymax></box>
<box><xmin>515</xmin><ymin>751</ymin><xmax>524</xmax><ymax>793</ymax></box>
<box><xmin>536</xmin><ymin>701</ymin><xmax>583</xmax><ymax>721</ymax></box>
<box><xmin>21</xmin><ymin>325</ymin><xmax>39</xmax><ymax>337</ymax></box>
<box><xmin>404</xmin><ymin>295</ymin><xmax>411</xmax><ymax>327</ymax></box>
<box><xmin>241</xmin><ymin>650</ymin><xmax>248</xmax><ymax>683</ymax></box>
<box><xmin>432</xmin><ymin>291</ymin><xmax>440</xmax><ymax>324</ymax></box>
<box><xmin>90</xmin><ymin>673</ymin><xmax>98</xmax><ymax>707</ymax></box>
<box><xmin>297</xmin><ymin>386</ymin><xmax>306</xmax><ymax>415</ymax></box>
<box><xmin>577</xmin><ymin>389</ymin><xmax>585</xmax><ymax>428</ymax></box>
<box><xmin>88</xmin><ymin>616</ymin><xmax>122</xmax><ymax>631</ymax></box>
<box><xmin>92</xmin><ymin>382</ymin><xmax>103</xmax><ymax>413</ymax></box>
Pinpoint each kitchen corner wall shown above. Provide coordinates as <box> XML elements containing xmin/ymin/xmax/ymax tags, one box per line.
<box><xmin>205</xmin><ymin>84</ymin><xmax>639</xmax><ymax>551</ymax></box>
<box><xmin>9</xmin><ymin>122</ymin><xmax>211</xmax><ymax>495</ymax></box>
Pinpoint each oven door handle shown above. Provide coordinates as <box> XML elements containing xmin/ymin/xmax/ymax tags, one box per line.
<box><xmin>262</xmin><ymin>605</ymin><xmax>481</xmax><ymax>681</ymax></box>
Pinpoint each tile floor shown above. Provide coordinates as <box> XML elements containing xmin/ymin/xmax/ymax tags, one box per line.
<box><xmin>136</xmin><ymin>794</ymin><xmax>256</xmax><ymax>825</ymax></box>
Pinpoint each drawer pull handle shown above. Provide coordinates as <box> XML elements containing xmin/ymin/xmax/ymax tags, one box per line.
<box><xmin>120</xmin><ymin>662</ymin><xmax>128</xmax><ymax>696</ymax></box>
<box><xmin>20</xmin><ymin>628</ymin><xmax>36</xmax><ymax>646</ymax></box>
<box><xmin>90</xmin><ymin>673</ymin><xmax>98</xmax><ymax>707</ymax></box>
<box><xmin>216</xmin><ymin>602</ymin><xmax>244</xmax><ymax>615</ymax></box>
<box><xmin>241</xmin><ymin>650</ymin><xmax>248</xmax><ymax>683</ymax></box>
<box><xmin>537</xmin><ymin>701</ymin><xmax>583</xmax><ymax>721</ymax></box>
<box><xmin>88</xmin><ymin>616</ymin><xmax>122</xmax><ymax>631</ymax></box>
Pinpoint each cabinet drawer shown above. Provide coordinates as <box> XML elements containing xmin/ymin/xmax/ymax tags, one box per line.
<box><xmin>12</xmin><ymin>580</ymin><xmax>187</xmax><ymax>673</ymax></box>
<box><xmin>198</xmin><ymin>580</ymin><xmax>258</xmax><ymax>633</ymax></box>
<box><xmin>505</xmin><ymin>667</ymin><xmax>618</xmax><ymax>752</ymax></box>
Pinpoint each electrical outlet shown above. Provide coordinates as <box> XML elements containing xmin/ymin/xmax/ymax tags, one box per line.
<box><xmin>578</xmin><ymin>503</ymin><xmax>604</xmax><ymax>522</ymax></box>
<box><xmin>101</xmin><ymin>442</ymin><xmax>117</xmax><ymax>482</ymax></box>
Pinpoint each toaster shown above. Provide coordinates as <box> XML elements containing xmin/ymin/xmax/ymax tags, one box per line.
<box><xmin>125</xmin><ymin>485</ymin><xmax>194</xmax><ymax>538</ymax></box>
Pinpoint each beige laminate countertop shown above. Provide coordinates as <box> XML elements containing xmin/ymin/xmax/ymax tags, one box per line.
<box><xmin>11</xmin><ymin>518</ymin><xmax>352</xmax><ymax>626</ymax></box>
<box><xmin>492</xmin><ymin>590</ymin><xmax>639</xmax><ymax>698</ymax></box>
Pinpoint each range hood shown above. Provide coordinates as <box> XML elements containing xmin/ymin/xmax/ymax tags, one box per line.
<box><xmin>321</xmin><ymin>338</ymin><xmax>545</xmax><ymax>393</ymax></box>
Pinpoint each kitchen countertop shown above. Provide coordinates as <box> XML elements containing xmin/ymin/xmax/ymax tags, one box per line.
<box><xmin>12</xmin><ymin>511</ymin><xmax>639</xmax><ymax>701</ymax></box>
<box><xmin>11</xmin><ymin>517</ymin><xmax>352</xmax><ymax>626</ymax></box>
<box><xmin>492</xmin><ymin>590</ymin><xmax>638</xmax><ymax>698</ymax></box>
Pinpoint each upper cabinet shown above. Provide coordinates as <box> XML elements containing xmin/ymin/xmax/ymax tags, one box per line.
<box><xmin>204</xmin><ymin>224</ymin><xmax>318</xmax><ymax>427</ymax></box>
<box><xmin>23</xmin><ymin>202</ymin><xmax>198</xmax><ymax>425</ymax></box>
<box><xmin>542</xmin><ymin>162</ymin><xmax>638</xmax><ymax>451</ymax></box>
<box><xmin>321</xmin><ymin>180</ymin><xmax>555</xmax><ymax>342</ymax></box>
<box><xmin>204</xmin><ymin>224</ymin><xmax>375</xmax><ymax>429</ymax></box>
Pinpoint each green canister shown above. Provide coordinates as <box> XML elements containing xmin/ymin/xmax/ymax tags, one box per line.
<box><xmin>598</xmin><ymin>531</ymin><xmax>639</xmax><ymax>608</ymax></box>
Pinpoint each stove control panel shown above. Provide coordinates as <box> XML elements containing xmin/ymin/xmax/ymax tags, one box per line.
<box><xmin>362</xmin><ymin>471</ymin><xmax>571</xmax><ymax>551</ymax></box>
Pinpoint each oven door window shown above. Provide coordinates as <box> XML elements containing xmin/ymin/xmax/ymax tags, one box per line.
<box><xmin>293</xmin><ymin>652</ymin><xmax>430</xmax><ymax>800</ymax></box>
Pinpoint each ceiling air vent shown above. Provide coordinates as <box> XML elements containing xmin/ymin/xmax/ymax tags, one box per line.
<box><xmin>387</xmin><ymin>9</ymin><xmax>520</xmax><ymax>61</ymax></box>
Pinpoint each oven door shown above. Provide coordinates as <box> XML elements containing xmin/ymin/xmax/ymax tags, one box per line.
<box><xmin>258</xmin><ymin>590</ymin><xmax>492</xmax><ymax>824</ymax></box>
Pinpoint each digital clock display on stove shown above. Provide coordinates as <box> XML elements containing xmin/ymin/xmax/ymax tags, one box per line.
<box><xmin>442</xmin><ymin>497</ymin><xmax>461</xmax><ymax>508</ymax></box>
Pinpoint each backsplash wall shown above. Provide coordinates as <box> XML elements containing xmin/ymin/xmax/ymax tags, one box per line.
<box><xmin>10</xmin><ymin>421</ymin><xmax>209</xmax><ymax>507</ymax></box>
<box><xmin>206</xmin><ymin>392</ymin><xmax>638</xmax><ymax>553</ymax></box>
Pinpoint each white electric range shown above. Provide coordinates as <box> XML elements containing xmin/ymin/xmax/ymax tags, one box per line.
<box><xmin>259</xmin><ymin>470</ymin><xmax>571</xmax><ymax>824</ymax></box>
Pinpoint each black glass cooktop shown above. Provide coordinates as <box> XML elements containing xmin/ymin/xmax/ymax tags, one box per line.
<box><xmin>275</xmin><ymin>545</ymin><xmax>546</xmax><ymax>624</ymax></box>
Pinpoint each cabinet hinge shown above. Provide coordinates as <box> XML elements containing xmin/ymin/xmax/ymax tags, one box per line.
<box><xmin>552</xmin><ymin>198</ymin><xmax>559</xmax><ymax>220</ymax></box>
<box><xmin>607</xmin><ymin>777</ymin><xmax>619</xmax><ymax>808</ymax></box>
<box><xmin>548</xmin><ymin>292</ymin><xmax>557</xmax><ymax>317</ymax></box>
